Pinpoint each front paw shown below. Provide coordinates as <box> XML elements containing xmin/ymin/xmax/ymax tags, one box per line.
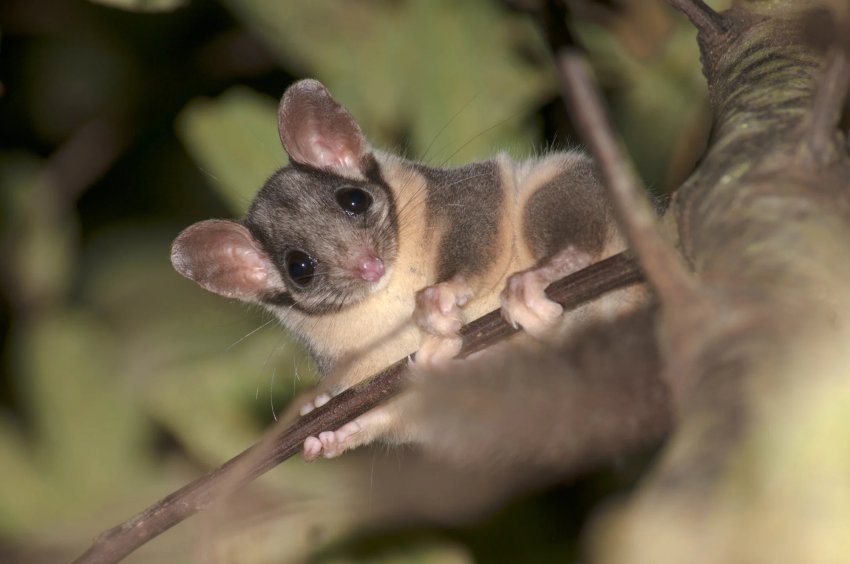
<box><xmin>413</xmin><ymin>279</ymin><xmax>472</xmax><ymax>365</ymax></box>
<box><xmin>500</xmin><ymin>268</ymin><xmax>564</xmax><ymax>338</ymax></box>
<box><xmin>414</xmin><ymin>283</ymin><xmax>464</xmax><ymax>336</ymax></box>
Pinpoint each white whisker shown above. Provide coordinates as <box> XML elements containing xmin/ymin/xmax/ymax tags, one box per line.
<box><xmin>270</xmin><ymin>366</ymin><xmax>278</xmax><ymax>421</ymax></box>
<box><xmin>225</xmin><ymin>318</ymin><xmax>275</xmax><ymax>351</ymax></box>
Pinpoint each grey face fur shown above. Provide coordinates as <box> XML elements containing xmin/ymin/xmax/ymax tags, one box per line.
<box><xmin>244</xmin><ymin>160</ymin><xmax>399</xmax><ymax>315</ymax></box>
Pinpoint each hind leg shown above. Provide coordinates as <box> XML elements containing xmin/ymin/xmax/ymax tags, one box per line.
<box><xmin>299</xmin><ymin>390</ymin><xmax>404</xmax><ymax>460</ymax></box>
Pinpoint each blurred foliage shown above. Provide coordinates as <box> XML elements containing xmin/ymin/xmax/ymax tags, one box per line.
<box><xmin>176</xmin><ymin>87</ymin><xmax>284</xmax><ymax>215</ymax></box>
<box><xmin>0</xmin><ymin>0</ymin><xmax>714</xmax><ymax>561</ymax></box>
<box><xmin>220</xmin><ymin>0</ymin><xmax>553</xmax><ymax>163</ymax></box>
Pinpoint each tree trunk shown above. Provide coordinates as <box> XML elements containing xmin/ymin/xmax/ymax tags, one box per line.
<box><xmin>592</xmin><ymin>2</ymin><xmax>850</xmax><ymax>562</ymax></box>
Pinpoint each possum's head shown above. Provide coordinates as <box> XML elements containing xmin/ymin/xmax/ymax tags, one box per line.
<box><xmin>170</xmin><ymin>80</ymin><xmax>399</xmax><ymax>315</ymax></box>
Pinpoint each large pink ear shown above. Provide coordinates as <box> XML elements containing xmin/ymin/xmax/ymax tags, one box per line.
<box><xmin>278</xmin><ymin>79</ymin><xmax>367</xmax><ymax>176</ymax></box>
<box><xmin>170</xmin><ymin>219</ymin><xmax>279</xmax><ymax>300</ymax></box>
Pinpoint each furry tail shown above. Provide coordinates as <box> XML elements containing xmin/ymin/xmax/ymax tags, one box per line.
<box><xmin>405</xmin><ymin>304</ymin><xmax>670</xmax><ymax>471</ymax></box>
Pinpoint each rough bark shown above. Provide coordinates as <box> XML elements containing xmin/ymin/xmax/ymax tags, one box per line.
<box><xmin>591</xmin><ymin>2</ymin><xmax>850</xmax><ymax>562</ymax></box>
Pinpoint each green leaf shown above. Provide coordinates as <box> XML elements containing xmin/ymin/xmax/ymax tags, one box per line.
<box><xmin>220</xmin><ymin>0</ymin><xmax>553</xmax><ymax>164</ymax></box>
<box><xmin>176</xmin><ymin>87</ymin><xmax>286</xmax><ymax>215</ymax></box>
<box><xmin>0</xmin><ymin>419</ymin><xmax>48</xmax><ymax>532</ymax></box>
<box><xmin>0</xmin><ymin>153</ymin><xmax>77</xmax><ymax>308</ymax></box>
<box><xmin>4</xmin><ymin>308</ymin><xmax>152</xmax><ymax>531</ymax></box>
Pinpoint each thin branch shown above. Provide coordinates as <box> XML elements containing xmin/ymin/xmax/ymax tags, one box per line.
<box><xmin>521</xmin><ymin>0</ymin><xmax>703</xmax><ymax>308</ymax></box>
<box><xmin>556</xmin><ymin>51</ymin><xmax>703</xmax><ymax>316</ymax></box>
<box><xmin>554</xmin><ymin>49</ymin><xmax>716</xmax><ymax>408</ymax></box>
<box><xmin>73</xmin><ymin>253</ymin><xmax>644</xmax><ymax>564</ymax></box>
<box><xmin>667</xmin><ymin>0</ymin><xmax>728</xmax><ymax>44</ymax></box>
<box><xmin>524</xmin><ymin>0</ymin><xmax>704</xmax><ymax>312</ymax></box>
<box><xmin>538</xmin><ymin>0</ymin><xmax>578</xmax><ymax>54</ymax></box>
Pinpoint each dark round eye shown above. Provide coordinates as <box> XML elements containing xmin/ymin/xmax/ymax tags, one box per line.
<box><xmin>335</xmin><ymin>187</ymin><xmax>372</xmax><ymax>216</ymax></box>
<box><xmin>285</xmin><ymin>250</ymin><xmax>316</xmax><ymax>286</ymax></box>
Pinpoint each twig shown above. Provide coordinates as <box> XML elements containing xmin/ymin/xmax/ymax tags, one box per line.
<box><xmin>556</xmin><ymin>51</ymin><xmax>703</xmax><ymax>317</ymax></box>
<box><xmin>538</xmin><ymin>0</ymin><xmax>712</xmax><ymax>405</ymax></box>
<box><xmin>537</xmin><ymin>0</ymin><xmax>577</xmax><ymax>54</ymax></box>
<box><xmin>522</xmin><ymin>1</ymin><xmax>697</xmax><ymax>309</ymax></box>
<box><xmin>73</xmin><ymin>252</ymin><xmax>643</xmax><ymax>564</ymax></box>
<box><xmin>667</xmin><ymin>0</ymin><xmax>728</xmax><ymax>44</ymax></box>
<box><xmin>553</xmin><ymin>45</ymin><xmax>716</xmax><ymax>407</ymax></box>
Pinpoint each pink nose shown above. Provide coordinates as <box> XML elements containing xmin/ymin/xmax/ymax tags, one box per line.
<box><xmin>358</xmin><ymin>256</ymin><xmax>385</xmax><ymax>282</ymax></box>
